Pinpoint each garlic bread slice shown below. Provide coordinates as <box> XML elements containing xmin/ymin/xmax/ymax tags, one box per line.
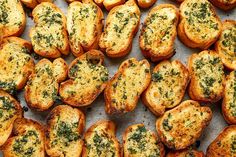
<box><xmin>0</xmin><ymin>0</ymin><xmax>25</xmax><ymax>37</ymax></box>
<box><xmin>156</xmin><ymin>100</ymin><xmax>212</xmax><ymax>150</ymax></box>
<box><xmin>45</xmin><ymin>105</ymin><xmax>85</xmax><ymax>157</ymax></box>
<box><xmin>99</xmin><ymin>0</ymin><xmax>140</xmax><ymax>57</ymax></box>
<box><xmin>67</xmin><ymin>1</ymin><xmax>103</xmax><ymax>57</ymax></box>
<box><xmin>0</xmin><ymin>90</ymin><xmax>22</xmax><ymax>147</ymax></box>
<box><xmin>82</xmin><ymin>120</ymin><xmax>121</xmax><ymax>157</ymax></box>
<box><xmin>209</xmin><ymin>0</ymin><xmax>236</xmax><ymax>10</ymax></box>
<box><xmin>215</xmin><ymin>20</ymin><xmax>236</xmax><ymax>70</ymax></box>
<box><xmin>178</xmin><ymin>0</ymin><xmax>222</xmax><ymax>49</ymax></box>
<box><xmin>206</xmin><ymin>125</ymin><xmax>236</xmax><ymax>157</ymax></box>
<box><xmin>167</xmin><ymin>148</ymin><xmax>204</xmax><ymax>157</ymax></box>
<box><xmin>0</xmin><ymin>37</ymin><xmax>34</xmax><ymax>94</ymax></box>
<box><xmin>123</xmin><ymin>124</ymin><xmax>165</xmax><ymax>157</ymax></box>
<box><xmin>59</xmin><ymin>50</ymin><xmax>109</xmax><ymax>107</ymax></box>
<box><xmin>188</xmin><ymin>50</ymin><xmax>225</xmax><ymax>102</ymax></box>
<box><xmin>139</xmin><ymin>4</ymin><xmax>179</xmax><ymax>62</ymax></box>
<box><xmin>142</xmin><ymin>60</ymin><xmax>189</xmax><ymax>116</ymax></box>
<box><xmin>30</xmin><ymin>2</ymin><xmax>69</xmax><ymax>58</ymax></box>
<box><xmin>21</xmin><ymin>0</ymin><xmax>52</xmax><ymax>9</ymax></box>
<box><xmin>137</xmin><ymin>0</ymin><xmax>157</xmax><ymax>8</ymax></box>
<box><xmin>25</xmin><ymin>58</ymin><xmax>67</xmax><ymax>111</ymax></box>
<box><xmin>105</xmin><ymin>58</ymin><xmax>151</xmax><ymax>114</ymax></box>
<box><xmin>103</xmin><ymin>0</ymin><xmax>125</xmax><ymax>11</ymax></box>
<box><xmin>1</xmin><ymin>118</ymin><xmax>45</xmax><ymax>157</ymax></box>
<box><xmin>222</xmin><ymin>71</ymin><xmax>236</xmax><ymax>124</ymax></box>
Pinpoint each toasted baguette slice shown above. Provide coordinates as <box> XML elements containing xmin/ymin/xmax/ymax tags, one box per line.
<box><xmin>21</xmin><ymin>0</ymin><xmax>52</xmax><ymax>9</ymax></box>
<box><xmin>178</xmin><ymin>0</ymin><xmax>222</xmax><ymax>50</ymax></box>
<box><xmin>206</xmin><ymin>125</ymin><xmax>236</xmax><ymax>157</ymax></box>
<box><xmin>0</xmin><ymin>37</ymin><xmax>34</xmax><ymax>94</ymax></box>
<box><xmin>30</xmin><ymin>2</ymin><xmax>69</xmax><ymax>58</ymax></box>
<box><xmin>1</xmin><ymin>118</ymin><xmax>45</xmax><ymax>157</ymax></box>
<box><xmin>209</xmin><ymin>0</ymin><xmax>236</xmax><ymax>10</ymax></box>
<box><xmin>188</xmin><ymin>50</ymin><xmax>225</xmax><ymax>102</ymax></box>
<box><xmin>142</xmin><ymin>60</ymin><xmax>189</xmax><ymax>116</ymax></box>
<box><xmin>139</xmin><ymin>4</ymin><xmax>179</xmax><ymax>62</ymax></box>
<box><xmin>156</xmin><ymin>100</ymin><xmax>212</xmax><ymax>150</ymax></box>
<box><xmin>167</xmin><ymin>148</ymin><xmax>204</xmax><ymax>157</ymax></box>
<box><xmin>67</xmin><ymin>1</ymin><xmax>104</xmax><ymax>57</ymax></box>
<box><xmin>25</xmin><ymin>58</ymin><xmax>67</xmax><ymax>111</ymax></box>
<box><xmin>123</xmin><ymin>124</ymin><xmax>165</xmax><ymax>157</ymax></box>
<box><xmin>99</xmin><ymin>0</ymin><xmax>140</xmax><ymax>57</ymax></box>
<box><xmin>137</xmin><ymin>0</ymin><xmax>157</xmax><ymax>8</ymax></box>
<box><xmin>222</xmin><ymin>71</ymin><xmax>236</xmax><ymax>124</ymax></box>
<box><xmin>103</xmin><ymin>0</ymin><xmax>125</xmax><ymax>11</ymax></box>
<box><xmin>0</xmin><ymin>0</ymin><xmax>25</xmax><ymax>37</ymax></box>
<box><xmin>0</xmin><ymin>90</ymin><xmax>22</xmax><ymax>147</ymax></box>
<box><xmin>82</xmin><ymin>120</ymin><xmax>121</xmax><ymax>157</ymax></box>
<box><xmin>45</xmin><ymin>105</ymin><xmax>85</xmax><ymax>157</ymax></box>
<box><xmin>215</xmin><ymin>20</ymin><xmax>236</xmax><ymax>70</ymax></box>
<box><xmin>105</xmin><ymin>58</ymin><xmax>151</xmax><ymax>114</ymax></box>
<box><xmin>59</xmin><ymin>50</ymin><xmax>109</xmax><ymax>107</ymax></box>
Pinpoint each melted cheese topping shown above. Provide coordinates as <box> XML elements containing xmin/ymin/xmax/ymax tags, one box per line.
<box><xmin>140</xmin><ymin>7</ymin><xmax>177</xmax><ymax>55</ymax></box>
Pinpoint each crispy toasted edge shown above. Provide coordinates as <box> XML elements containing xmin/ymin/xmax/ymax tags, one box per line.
<box><xmin>187</xmin><ymin>50</ymin><xmax>225</xmax><ymax>103</ymax></box>
<box><xmin>0</xmin><ymin>90</ymin><xmax>23</xmax><ymax>147</ymax></box>
<box><xmin>59</xmin><ymin>49</ymin><xmax>107</xmax><ymax>107</ymax></box>
<box><xmin>1</xmin><ymin>118</ymin><xmax>45</xmax><ymax>156</ymax></box>
<box><xmin>82</xmin><ymin>120</ymin><xmax>121</xmax><ymax>156</ymax></box>
<box><xmin>68</xmin><ymin>1</ymin><xmax>104</xmax><ymax>57</ymax></box>
<box><xmin>21</xmin><ymin>0</ymin><xmax>39</xmax><ymax>9</ymax></box>
<box><xmin>99</xmin><ymin>0</ymin><xmax>141</xmax><ymax>58</ymax></box>
<box><xmin>137</xmin><ymin>0</ymin><xmax>157</xmax><ymax>8</ymax></box>
<box><xmin>103</xmin><ymin>0</ymin><xmax>125</xmax><ymax>11</ymax></box>
<box><xmin>209</xmin><ymin>0</ymin><xmax>236</xmax><ymax>10</ymax></box>
<box><xmin>215</xmin><ymin>20</ymin><xmax>236</xmax><ymax>70</ymax></box>
<box><xmin>166</xmin><ymin>148</ymin><xmax>204</xmax><ymax>157</ymax></box>
<box><xmin>123</xmin><ymin>123</ymin><xmax>165</xmax><ymax>157</ymax></box>
<box><xmin>156</xmin><ymin>100</ymin><xmax>212</xmax><ymax>150</ymax></box>
<box><xmin>139</xmin><ymin>4</ymin><xmax>179</xmax><ymax>62</ymax></box>
<box><xmin>222</xmin><ymin>70</ymin><xmax>236</xmax><ymax>124</ymax></box>
<box><xmin>45</xmin><ymin>105</ymin><xmax>85</xmax><ymax>157</ymax></box>
<box><xmin>142</xmin><ymin>60</ymin><xmax>189</xmax><ymax>116</ymax></box>
<box><xmin>177</xmin><ymin>0</ymin><xmax>222</xmax><ymax>50</ymax></box>
<box><xmin>206</xmin><ymin>125</ymin><xmax>236</xmax><ymax>157</ymax></box>
<box><xmin>104</xmin><ymin>58</ymin><xmax>151</xmax><ymax>114</ymax></box>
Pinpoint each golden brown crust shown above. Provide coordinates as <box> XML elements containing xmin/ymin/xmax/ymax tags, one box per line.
<box><xmin>0</xmin><ymin>37</ymin><xmax>35</xmax><ymax>94</ymax></box>
<box><xmin>25</xmin><ymin>58</ymin><xmax>68</xmax><ymax>111</ymax></box>
<box><xmin>20</xmin><ymin>0</ymin><xmax>52</xmax><ymax>9</ymax></box>
<box><xmin>142</xmin><ymin>60</ymin><xmax>189</xmax><ymax>116</ymax></box>
<box><xmin>137</xmin><ymin>0</ymin><xmax>157</xmax><ymax>8</ymax></box>
<box><xmin>123</xmin><ymin>124</ymin><xmax>165</xmax><ymax>157</ymax></box>
<box><xmin>59</xmin><ymin>50</ymin><xmax>109</xmax><ymax>107</ymax></box>
<box><xmin>167</xmin><ymin>148</ymin><xmax>204</xmax><ymax>157</ymax></box>
<box><xmin>206</xmin><ymin>125</ymin><xmax>236</xmax><ymax>157</ymax></box>
<box><xmin>139</xmin><ymin>4</ymin><xmax>179</xmax><ymax>62</ymax></box>
<box><xmin>222</xmin><ymin>70</ymin><xmax>236</xmax><ymax>124</ymax></box>
<box><xmin>99</xmin><ymin>0</ymin><xmax>140</xmax><ymax>58</ymax></box>
<box><xmin>188</xmin><ymin>50</ymin><xmax>225</xmax><ymax>102</ymax></box>
<box><xmin>156</xmin><ymin>100</ymin><xmax>212</xmax><ymax>150</ymax></box>
<box><xmin>45</xmin><ymin>105</ymin><xmax>85</xmax><ymax>157</ymax></box>
<box><xmin>82</xmin><ymin>120</ymin><xmax>121</xmax><ymax>157</ymax></box>
<box><xmin>1</xmin><ymin>118</ymin><xmax>45</xmax><ymax>157</ymax></box>
<box><xmin>103</xmin><ymin>0</ymin><xmax>125</xmax><ymax>11</ymax></box>
<box><xmin>215</xmin><ymin>20</ymin><xmax>236</xmax><ymax>70</ymax></box>
<box><xmin>104</xmin><ymin>58</ymin><xmax>151</xmax><ymax>114</ymax></box>
<box><xmin>209</xmin><ymin>0</ymin><xmax>236</xmax><ymax>10</ymax></box>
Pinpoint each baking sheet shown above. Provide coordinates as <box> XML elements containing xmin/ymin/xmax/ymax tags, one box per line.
<box><xmin>0</xmin><ymin>0</ymin><xmax>235</xmax><ymax>155</ymax></box>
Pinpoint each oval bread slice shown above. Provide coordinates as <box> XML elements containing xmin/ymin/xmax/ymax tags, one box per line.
<box><xmin>139</xmin><ymin>4</ymin><xmax>179</xmax><ymax>62</ymax></box>
<box><xmin>123</xmin><ymin>124</ymin><xmax>165</xmax><ymax>157</ymax></box>
<box><xmin>209</xmin><ymin>0</ymin><xmax>236</xmax><ymax>10</ymax></box>
<box><xmin>45</xmin><ymin>105</ymin><xmax>85</xmax><ymax>157</ymax></box>
<box><xmin>0</xmin><ymin>0</ymin><xmax>25</xmax><ymax>37</ymax></box>
<box><xmin>82</xmin><ymin>120</ymin><xmax>121</xmax><ymax>157</ymax></box>
<box><xmin>188</xmin><ymin>50</ymin><xmax>225</xmax><ymax>102</ymax></box>
<box><xmin>167</xmin><ymin>148</ymin><xmax>204</xmax><ymax>157</ymax></box>
<box><xmin>206</xmin><ymin>125</ymin><xmax>236</xmax><ymax>157</ymax></box>
<box><xmin>104</xmin><ymin>58</ymin><xmax>151</xmax><ymax>114</ymax></box>
<box><xmin>222</xmin><ymin>70</ymin><xmax>236</xmax><ymax>124</ymax></box>
<box><xmin>1</xmin><ymin>118</ymin><xmax>45</xmax><ymax>157</ymax></box>
<box><xmin>99</xmin><ymin>0</ymin><xmax>140</xmax><ymax>57</ymax></box>
<box><xmin>21</xmin><ymin>0</ymin><xmax>52</xmax><ymax>9</ymax></box>
<box><xmin>156</xmin><ymin>100</ymin><xmax>212</xmax><ymax>150</ymax></box>
<box><xmin>178</xmin><ymin>0</ymin><xmax>222</xmax><ymax>49</ymax></box>
<box><xmin>67</xmin><ymin>1</ymin><xmax>103</xmax><ymax>57</ymax></box>
<box><xmin>0</xmin><ymin>90</ymin><xmax>22</xmax><ymax>147</ymax></box>
<box><xmin>142</xmin><ymin>60</ymin><xmax>189</xmax><ymax>116</ymax></box>
<box><xmin>59</xmin><ymin>50</ymin><xmax>109</xmax><ymax>107</ymax></box>
<box><xmin>30</xmin><ymin>2</ymin><xmax>69</xmax><ymax>58</ymax></box>
<box><xmin>215</xmin><ymin>20</ymin><xmax>236</xmax><ymax>70</ymax></box>
<box><xmin>25</xmin><ymin>58</ymin><xmax>68</xmax><ymax>111</ymax></box>
<box><xmin>103</xmin><ymin>0</ymin><xmax>125</xmax><ymax>11</ymax></box>
<box><xmin>0</xmin><ymin>37</ymin><xmax>34</xmax><ymax>94</ymax></box>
